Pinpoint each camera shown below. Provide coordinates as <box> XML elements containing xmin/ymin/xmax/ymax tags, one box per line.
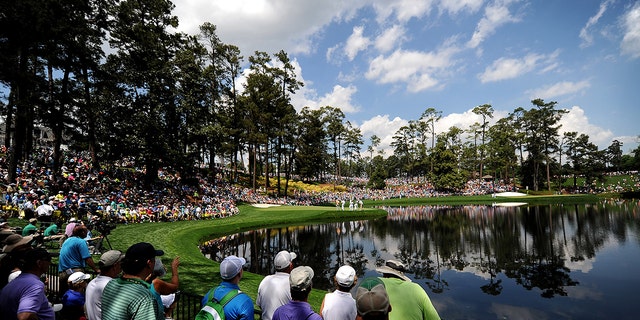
<box><xmin>92</xmin><ymin>220</ymin><xmax>116</xmax><ymax>236</ymax></box>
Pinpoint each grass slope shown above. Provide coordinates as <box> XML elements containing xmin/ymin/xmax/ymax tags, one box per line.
<box><xmin>103</xmin><ymin>205</ymin><xmax>387</xmax><ymax>309</ymax></box>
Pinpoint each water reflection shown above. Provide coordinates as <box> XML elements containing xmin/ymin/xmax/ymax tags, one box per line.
<box><xmin>201</xmin><ymin>200</ymin><xmax>640</xmax><ymax>319</ymax></box>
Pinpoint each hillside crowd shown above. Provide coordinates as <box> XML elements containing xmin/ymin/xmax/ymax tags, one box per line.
<box><xmin>1</xmin><ymin>147</ymin><xmax>519</xmax><ymax>225</ymax></box>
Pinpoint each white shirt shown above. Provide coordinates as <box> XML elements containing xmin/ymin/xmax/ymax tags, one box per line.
<box><xmin>257</xmin><ymin>272</ymin><xmax>291</xmax><ymax>320</ymax></box>
<box><xmin>85</xmin><ymin>274</ymin><xmax>113</xmax><ymax>320</ymax></box>
<box><xmin>321</xmin><ymin>290</ymin><xmax>357</xmax><ymax>320</ymax></box>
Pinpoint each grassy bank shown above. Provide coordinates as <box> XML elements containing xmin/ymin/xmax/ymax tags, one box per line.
<box><xmin>102</xmin><ymin>205</ymin><xmax>387</xmax><ymax>309</ymax></box>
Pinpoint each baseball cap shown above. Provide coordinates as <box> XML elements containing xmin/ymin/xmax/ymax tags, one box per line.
<box><xmin>125</xmin><ymin>242</ymin><xmax>164</xmax><ymax>262</ymax></box>
<box><xmin>335</xmin><ymin>265</ymin><xmax>356</xmax><ymax>287</ymax></box>
<box><xmin>290</xmin><ymin>266</ymin><xmax>314</xmax><ymax>291</ymax></box>
<box><xmin>68</xmin><ymin>271</ymin><xmax>91</xmax><ymax>284</ymax></box>
<box><xmin>274</xmin><ymin>250</ymin><xmax>297</xmax><ymax>270</ymax></box>
<box><xmin>356</xmin><ymin>277</ymin><xmax>390</xmax><ymax>316</ymax></box>
<box><xmin>220</xmin><ymin>255</ymin><xmax>246</xmax><ymax>280</ymax></box>
<box><xmin>99</xmin><ymin>250</ymin><xmax>124</xmax><ymax>267</ymax></box>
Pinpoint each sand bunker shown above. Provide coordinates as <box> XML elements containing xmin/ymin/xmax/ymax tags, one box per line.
<box><xmin>251</xmin><ymin>203</ymin><xmax>282</xmax><ymax>208</ymax></box>
<box><xmin>494</xmin><ymin>192</ymin><xmax>528</xmax><ymax>197</ymax></box>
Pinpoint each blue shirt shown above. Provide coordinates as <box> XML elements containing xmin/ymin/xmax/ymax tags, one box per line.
<box><xmin>58</xmin><ymin>236</ymin><xmax>91</xmax><ymax>272</ymax></box>
<box><xmin>201</xmin><ymin>281</ymin><xmax>254</xmax><ymax>320</ymax></box>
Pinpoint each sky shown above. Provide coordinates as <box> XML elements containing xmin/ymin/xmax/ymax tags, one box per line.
<box><xmin>169</xmin><ymin>0</ymin><xmax>640</xmax><ymax>156</ymax></box>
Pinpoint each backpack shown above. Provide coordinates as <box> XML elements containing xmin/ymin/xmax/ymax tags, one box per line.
<box><xmin>195</xmin><ymin>288</ymin><xmax>241</xmax><ymax>320</ymax></box>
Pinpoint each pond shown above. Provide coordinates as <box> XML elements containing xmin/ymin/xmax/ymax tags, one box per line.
<box><xmin>201</xmin><ymin>200</ymin><xmax>640</xmax><ymax>319</ymax></box>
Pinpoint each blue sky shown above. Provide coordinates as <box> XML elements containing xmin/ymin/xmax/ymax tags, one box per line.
<box><xmin>172</xmin><ymin>0</ymin><xmax>640</xmax><ymax>155</ymax></box>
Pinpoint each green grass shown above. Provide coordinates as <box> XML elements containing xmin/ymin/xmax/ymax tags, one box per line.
<box><xmin>94</xmin><ymin>205</ymin><xmax>387</xmax><ymax>309</ymax></box>
<box><xmin>361</xmin><ymin>193</ymin><xmax>602</xmax><ymax>206</ymax></box>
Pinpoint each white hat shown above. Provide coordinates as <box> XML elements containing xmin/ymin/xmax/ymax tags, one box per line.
<box><xmin>274</xmin><ymin>250</ymin><xmax>297</xmax><ymax>270</ymax></box>
<box><xmin>68</xmin><ymin>271</ymin><xmax>91</xmax><ymax>284</ymax></box>
<box><xmin>220</xmin><ymin>255</ymin><xmax>246</xmax><ymax>280</ymax></box>
<box><xmin>335</xmin><ymin>265</ymin><xmax>357</xmax><ymax>287</ymax></box>
<box><xmin>290</xmin><ymin>266</ymin><xmax>314</xmax><ymax>291</ymax></box>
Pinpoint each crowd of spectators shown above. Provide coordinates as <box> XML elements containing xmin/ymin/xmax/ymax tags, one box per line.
<box><xmin>0</xmin><ymin>146</ymin><xmax>543</xmax><ymax>227</ymax></box>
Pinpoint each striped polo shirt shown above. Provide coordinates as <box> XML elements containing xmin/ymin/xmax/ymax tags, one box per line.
<box><xmin>101</xmin><ymin>276</ymin><xmax>163</xmax><ymax>320</ymax></box>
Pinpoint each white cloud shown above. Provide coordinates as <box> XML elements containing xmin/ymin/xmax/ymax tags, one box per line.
<box><xmin>172</xmin><ymin>0</ymin><xmax>364</xmax><ymax>56</ymax></box>
<box><xmin>478</xmin><ymin>51</ymin><xmax>559</xmax><ymax>83</ymax></box>
<box><xmin>375</xmin><ymin>25</ymin><xmax>407</xmax><ymax>53</ymax></box>
<box><xmin>439</xmin><ymin>0</ymin><xmax>484</xmax><ymax>15</ymax></box>
<box><xmin>366</xmin><ymin>45</ymin><xmax>460</xmax><ymax>92</ymax></box>
<box><xmin>558</xmin><ymin>106</ymin><xmax>614</xmax><ymax>149</ymax></box>
<box><xmin>371</xmin><ymin>0</ymin><xmax>434</xmax><ymax>23</ymax></box>
<box><xmin>359</xmin><ymin>115</ymin><xmax>408</xmax><ymax>155</ymax></box>
<box><xmin>292</xmin><ymin>84</ymin><xmax>360</xmax><ymax>114</ymax></box>
<box><xmin>345</xmin><ymin>26</ymin><xmax>371</xmax><ymax>61</ymax></box>
<box><xmin>621</xmin><ymin>1</ymin><xmax>640</xmax><ymax>59</ymax></box>
<box><xmin>527</xmin><ymin>80</ymin><xmax>591</xmax><ymax>100</ymax></box>
<box><xmin>579</xmin><ymin>0</ymin><xmax>614</xmax><ymax>48</ymax></box>
<box><xmin>467</xmin><ymin>0</ymin><xmax>520</xmax><ymax>49</ymax></box>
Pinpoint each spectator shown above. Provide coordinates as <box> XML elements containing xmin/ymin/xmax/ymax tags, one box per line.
<box><xmin>21</xmin><ymin>218</ymin><xmax>38</xmax><ymax>236</ymax></box>
<box><xmin>355</xmin><ymin>277</ymin><xmax>391</xmax><ymax>320</ymax></box>
<box><xmin>376</xmin><ymin>260</ymin><xmax>440</xmax><ymax>320</ymax></box>
<box><xmin>320</xmin><ymin>265</ymin><xmax>358</xmax><ymax>320</ymax></box>
<box><xmin>59</xmin><ymin>217</ymin><xmax>78</xmax><ymax>247</ymax></box>
<box><xmin>61</xmin><ymin>271</ymin><xmax>91</xmax><ymax>320</ymax></box>
<box><xmin>1</xmin><ymin>234</ymin><xmax>34</xmax><ymax>289</ymax></box>
<box><xmin>272</xmin><ymin>266</ymin><xmax>322</xmax><ymax>320</ymax></box>
<box><xmin>36</xmin><ymin>201</ymin><xmax>55</xmax><ymax>222</ymax></box>
<box><xmin>85</xmin><ymin>250</ymin><xmax>124</xmax><ymax>320</ymax></box>
<box><xmin>0</xmin><ymin>247</ymin><xmax>55</xmax><ymax>320</ymax></box>
<box><xmin>200</xmin><ymin>255</ymin><xmax>254</xmax><ymax>320</ymax></box>
<box><xmin>58</xmin><ymin>224</ymin><xmax>100</xmax><ymax>294</ymax></box>
<box><xmin>257</xmin><ymin>250</ymin><xmax>297</xmax><ymax>320</ymax></box>
<box><xmin>147</xmin><ymin>256</ymin><xmax>180</xmax><ymax>319</ymax></box>
<box><xmin>43</xmin><ymin>221</ymin><xmax>61</xmax><ymax>237</ymax></box>
<box><xmin>101</xmin><ymin>242</ymin><xmax>165</xmax><ymax>320</ymax></box>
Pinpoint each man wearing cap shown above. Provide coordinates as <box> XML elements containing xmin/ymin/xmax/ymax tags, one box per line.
<box><xmin>101</xmin><ymin>242</ymin><xmax>165</xmax><ymax>320</ymax></box>
<box><xmin>1</xmin><ymin>234</ymin><xmax>35</xmax><ymax>290</ymax></box>
<box><xmin>376</xmin><ymin>260</ymin><xmax>440</xmax><ymax>320</ymax></box>
<box><xmin>85</xmin><ymin>250</ymin><xmax>124</xmax><ymax>320</ymax></box>
<box><xmin>320</xmin><ymin>265</ymin><xmax>358</xmax><ymax>320</ymax></box>
<box><xmin>272</xmin><ymin>266</ymin><xmax>322</xmax><ymax>320</ymax></box>
<box><xmin>0</xmin><ymin>248</ymin><xmax>55</xmax><ymax>320</ymax></box>
<box><xmin>355</xmin><ymin>277</ymin><xmax>392</xmax><ymax>320</ymax></box>
<box><xmin>200</xmin><ymin>255</ymin><xmax>254</xmax><ymax>320</ymax></box>
<box><xmin>257</xmin><ymin>250</ymin><xmax>297</xmax><ymax>320</ymax></box>
<box><xmin>58</xmin><ymin>224</ymin><xmax>99</xmax><ymax>294</ymax></box>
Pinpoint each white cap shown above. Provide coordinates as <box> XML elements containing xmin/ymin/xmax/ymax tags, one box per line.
<box><xmin>220</xmin><ymin>256</ymin><xmax>246</xmax><ymax>280</ymax></box>
<box><xmin>290</xmin><ymin>266</ymin><xmax>314</xmax><ymax>291</ymax></box>
<box><xmin>68</xmin><ymin>271</ymin><xmax>90</xmax><ymax>284</ymax></box>
<box><xmin>274</xmin><ymin>250</ymin><xmax>297</xmax><ymax>270</ymax></box>
<box><xmin>335</xmin><ymin>265</ymin><xmax>356</xmax><ymax>287</ymax></box>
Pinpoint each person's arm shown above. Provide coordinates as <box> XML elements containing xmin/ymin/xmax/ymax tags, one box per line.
<box><xmin>16</xmin><ymin>312</ymin><xmax>38</xmax><ymax>320</ymax></box>
<box><xmin>85</xmin><ymin>256</ymin><xmax>100</xmax><ymax>274</ymax></box>
<box><xmin>153</xmin><ymin>256</ymin><xmax>180</xmax><ymax>295</ymax></box>
<box><xmin>319</xmin><ymin>295</ymin><xmax>327</xmax><ymax>316</ymax></box>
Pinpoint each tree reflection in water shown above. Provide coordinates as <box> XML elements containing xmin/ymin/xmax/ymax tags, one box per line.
<box><xmin>200</xmin><ymin>200</ymin><xmax>640</xmax><ymax>317</ymax></box>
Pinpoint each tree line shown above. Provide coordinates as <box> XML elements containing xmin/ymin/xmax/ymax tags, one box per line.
<box><xmin>1</xmin><ymin>0</ymin><xmax>638</xmax><ymax>195</ymax></box>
